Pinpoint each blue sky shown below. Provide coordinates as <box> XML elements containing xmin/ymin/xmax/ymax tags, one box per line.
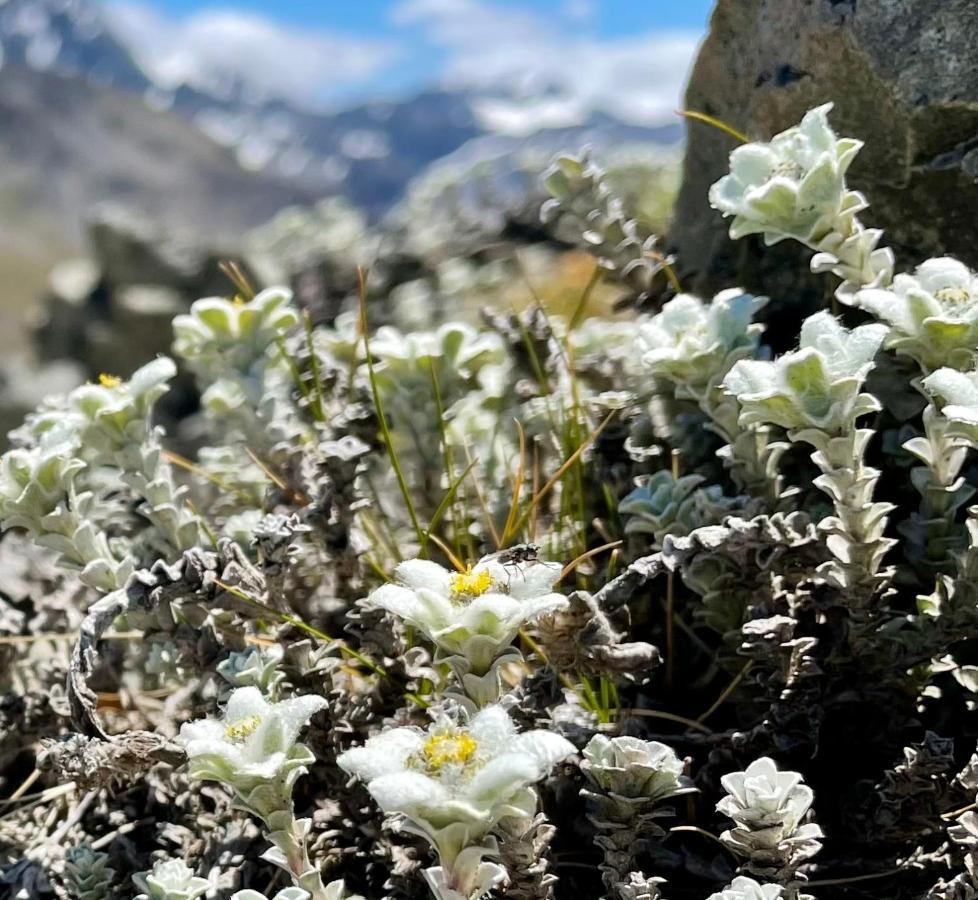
<box><xmin>107</xmin><ymin>0</ymin><xmax>713</xmax><ymax>126</ymax></box>
<box><xmin>149</xmin><ymin>0</ymin><xmax>713</xmax><ymax>32</ymax></box>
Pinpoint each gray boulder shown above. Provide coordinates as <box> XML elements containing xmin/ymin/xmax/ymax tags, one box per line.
<box><xmin>84</xmin><ymin>285</ymin><xmax>185</xmax><ymax>378</ymax></box>
<box><xmin>670</xmin><ymin>0</ymin><xmax>978</xmax><ymax>333</ymax></box>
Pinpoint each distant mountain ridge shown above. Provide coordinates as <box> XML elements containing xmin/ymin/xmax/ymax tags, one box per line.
<box><xmin>0</xmin><ymin>0</ymin><xmax>681</xmax><ymax>232</ymax></box>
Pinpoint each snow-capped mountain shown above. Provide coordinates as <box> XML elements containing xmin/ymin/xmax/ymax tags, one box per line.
<box><xmin>0</xmin><ymin>0</ymin><xmax>681</xmax><ymax>229</ymax></box>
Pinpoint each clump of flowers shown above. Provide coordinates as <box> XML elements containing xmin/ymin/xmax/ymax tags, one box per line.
<box><xmin>172</xmin><ymin>287</ymin><xmax>299</xmax><ymax>402</ymax></box>
<box><xmin>0</xmin><ymin>358</ymin><xmax>197</xmax><ymax>590</ymax></box>
<box><xmin>337</xmin><ymin>703</ymin><xmax>574</xmax><ymax>900</ymax></box>
<box><xmin>637</xmin><ymin>290</ymin><xmax>765</xmax><ymax>394</ymax></box>
<box><xmin>13</xmin><ymin>100</ymin><xmax>978</xmax><ymax>900</ymax></box>
<box><xmin>723</xmin><ymin>312</ymin><xmax>886</xmax><ymax>437</ymax></box>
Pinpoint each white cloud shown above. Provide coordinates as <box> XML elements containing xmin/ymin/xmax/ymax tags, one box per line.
<box><xmin>104</xmin><ymin>2</ymin><xmax>401</xmax><ymax>109</ymax></box>
<box><xmin>561</xmin><ymin>0</ymin><xmax>596</xmax><ymax>23</ymax></box>
<box><xmin>389</xmin><ymin>0</ymin><xmax>700</xmax><ymax>133</ymax></box>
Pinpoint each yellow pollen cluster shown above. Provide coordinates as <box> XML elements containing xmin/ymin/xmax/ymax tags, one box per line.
<box><xmin>450</xmin><ymin>567</ymin><xmax>492</xmax><ymax>599</ymax></box>
<box><xmin>420</xmin><ymin>732</ymin><xmax>478</xmax><ymax>771</ymax></box>
<box><xmin>225</xmin><ymin>714</ymin><xmax>262</xmax><ymax>742</ymax></box>
<box><xmin>936</xmin><ymin>286</ymin><xmax>972</xmax><ymax>307</ymax></box>
<box><xmin>98</xmin><ymin>373</ymin><xmax>122</xmax><ymax>388</ymax></box>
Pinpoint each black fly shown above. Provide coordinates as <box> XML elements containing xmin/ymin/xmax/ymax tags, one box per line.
<box><xmin>489</xmin><ymin>544</ymin><xmax>541</xmax><ymax>587</ymax></box>
<box><xmin>495</xmin><ymin>544</ymin><xmax>540</xmax><ymax>566</ymax></box>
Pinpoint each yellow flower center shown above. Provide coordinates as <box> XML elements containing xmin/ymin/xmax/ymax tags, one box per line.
<box><xmin>232</xmin><ymin>295</ymin><xmax>246</xmax><ymax>307</ymax></box>
<box><xmin>225</xmin><ymin>714</ymin><xmax>262</xmax><ymax>743</ymax></box>
<box><xmin>936</xmin><ymin>286</ymin><xmax>972</xmax><ymax>308</ymax></box>
<box><xmin>450</xmin><ymin>567</ymin><xmax>492</xmax><ymax>600</ymax></box>
<box><xmin>420</xmin><ymin>732</ymin><xmax>478</xmax><ymax>771</ymax></box>
<box><xmin>98</xmin><ymin>373</ymin><xmax>122</xmax><ymax>388</ymax></box>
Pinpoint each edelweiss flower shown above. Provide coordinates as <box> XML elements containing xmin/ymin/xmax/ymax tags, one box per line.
<box><xmin>723</xmin><ymin>311</ymin><xmax>887</xmax><ymax>435</ymax></box>
<box><xmin>364</xmin><ymin>554</ymin><xmax>567</xmax><ymax>674</ymax></box>
<box><xmin>231</xmin><ymin>884</ymin><xmax>362</xmax><ymax>900</ymax></box>
<box><xmin>0</xmin><ymin>442</ymin><xmax>84</xmax><ymax>535</ymax></box>
<box><xmin>18</xmin><ymin>357</ymin><xmax>176</xmax><ymax>457</ymax></box>
<box><xmin>637</xmin><ymin>290</ymin><xmax>766</xmax><ymax>394</ymax></box>
<box><xmin>707</xmin><ymin>876</ymin><xmax>783</xmax><ymax>900</ymax></box>
<box><xmin>172</xmin><ymin>287</ymin><xmax>298</xmax><ymax>378</ymax></box>
<box><xmin>132</xmin><ymin>858</ymin><xmax>209</xmax><ymax>900</ymax></box>
<box><xmin>717</xmin><ymin>757</ymin><xmax>823</xmax><ymax>861</ymax></box>
<box><xmin>855</xmin><ymin>257</ymin><xmax>978</xmax><ymax>371</ymax></box>
<box><xmin>337</xmin><ymin>704</ymin><xmax>574</xmax><ymax>865</ymax></box>
<box><xmin>233</xmin><ymin>891</ymin><xmax>309</xmax><ymax>900</ymax></box>
<box><xmin>177</xmin><ymin>686</ymin><xmax>327</xmax><ymax>788</ymax></box>
<box><xmin>709</xmin><ymin>103</ymin><xmax>863</xmax><ymax>245</ymax></box>
<box><xmin>581</xmin><ymin>734</ymin><xmax>692</xmax><ymax>802</ymax></box>
<box><xmin>718</xmin><ymin>757</ymin><xmax>813</xmax><ymax>832</ymax></box>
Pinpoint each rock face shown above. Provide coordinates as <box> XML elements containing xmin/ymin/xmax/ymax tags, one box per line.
<box><xmin>671</xmin><ymin>0</ymin><xmax>978</xmax><ymax>321</ymax></box>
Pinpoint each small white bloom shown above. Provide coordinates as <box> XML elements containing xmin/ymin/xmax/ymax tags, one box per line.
<box><xmin>709</xmin><ymin>103</ymin><xmax>863</xmax><ymax>246</ymax></box>
<box><xmin>638</xmin><ymin>290</ymin><xmax>766</xmax><ymax>393</ymax></box>
<box><xmin>718</xmin><ymin>757</ymin><xmax>812</xmax><ymax>832</ymax></box>
<box><xmin>232</xmin><ymin>888</ymin><xmax>311</xmax><ymax>900</ymax></box>
<box><xmin>177</xmin><ymin>686</ymin><xmax>327</xmax><ymax>786</ymax></box>
<box><xmin>132</xmin><ymin>858</ymin><xmax>210</xmax><ymax>900</ymax></box>
<box><xmin>706</xmin><ymin>876</ymin><xmax>783</xmax><ymax>900</ymax></box>
<box><xmin>855</xmin><ymin>257</ymin><xmax>978</xmax><ymax>371</ymax></box>
<box><xmin>172</xmin><ymin>287</ymin><xmax>298</xmax><ymax>378</ymax></box>
<box><xmin>364</xmin><ymin>554</ymin><xmax>568</xmax><ymax>674</ymax></box>
<box><xmin>723</xmin><ymin>311</ymin><xmax>887</xmax><ymax>434</ymax></box>
<box><xmin>581</xmin><ymin>734</ymin><xmax>692</xmax><ymax>802</ymax></box>
<box><xmin>337</xmin><ymin>704</ymin><xmax>574</xmax><ymax>863</ymax></box>
<box><xmin>717</xmin><ymin>757</ymin><xmax>823</xmax><ymax>862</ymax></box>
<box><xmin>232</xmin><ymin>886</ymin><xmax>355</xmax><ymax>900</ymax></box>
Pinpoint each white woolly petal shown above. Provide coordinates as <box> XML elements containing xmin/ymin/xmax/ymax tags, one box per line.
<box><xmin>468</xmin><ymin>704</ymin><xmax>518</xmax><ymax>751</ymax></box>
<box><xmin>454</xmin><ymin>593</ymin><xmax>522</xmax><ymax>634</ymax></box>
<box><xmin>513</xmin><ymin>730</ymin><xmax>576</xmax><ymax>769</ymax></box>
<box><xmin>367</xmin><ymin>771</ymin><xmax>448</xmax><ymax>814</ymax></box>
<box><xmin>177</xmin><ymin>717</ymin><xmax>225</xmax><ymax>748</ymax></box>
<box><xmin>465</xmin><ymin>753</ymin><xmax>539</xmax><ymax>804</ymax></box>
<box><xmin>728</xmin><ymin>144</ymin><xmax>778</xmax><ymax>186</ymax></box>
<box><xmin>365</xmin><ymin>583</ymin><xmax>425</xmax><ymax>618</ymax></box>
<box><xmin>719</xmin><ymin>771</ymin><xmax>748</xmax><ymax>805</ymax></box>
<box><xmin>915</xmin><ymin>257</ymin><xmax>973</xmax><ymax>291</ymax></box>
<box><xmin>338</xmin><ymin>727</ymin><xmax>424</xmax><ymax>780</ymax></box>
<box><xmin>236</xmin><ymin>750</ymin><xmax>289</xmax><ymax>780</ymax></box>
<box><xmin>396</xmin><ymin>559</ymin><xmax>453</xmax><ymax>594</ymax></box>
<box><xmin>224</xmin><ymin>686</ymin><xmax>271</xmax><ymax>723</ymax></box>
<box><xmin>274</xmin><ymin>693</ymin><xmax>328</xmax><ymax>748</ymax></box>
<box><xmin>505</xmin><ymin>561</ymin><xmax>562</xmax><ymax>601</ymax></box>
<box><xmin>519</xmin><ymin>593</ymin><xmax>569</xmax><ymax>621</ymax></box>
